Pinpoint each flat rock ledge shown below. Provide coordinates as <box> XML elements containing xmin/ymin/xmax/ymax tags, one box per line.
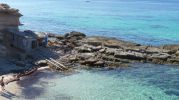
<box><xmin>47</xmin><ymin>31</ymin><xmax>179</xmax><ymax>69</ymax></box>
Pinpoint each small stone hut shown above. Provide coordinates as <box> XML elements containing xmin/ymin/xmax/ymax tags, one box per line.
<box><xmin>3</xmin><ymin>30</ymin><xmax>48</xmax><ymax>53</ymax></box>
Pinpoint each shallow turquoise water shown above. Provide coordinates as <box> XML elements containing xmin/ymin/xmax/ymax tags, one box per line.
<box><xmin>15</xmin><ymin>64</ymin><xmax>179</xmax><ymax>100</ymax></box>
<box><xmin>2</xmin><ymin>0</ymin><xmax>179</xmax><ymax>45</ymax></box>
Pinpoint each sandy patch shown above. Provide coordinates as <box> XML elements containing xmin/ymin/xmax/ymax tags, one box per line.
<box><xmin>0</xmin><ymin>74</ymin><xmax>21</xmax><ymax>100</ymax></box>
<box><xmin>0</xmin><ymin>66</ymin><xmax>50</xmax><ymax>100</ymax></box>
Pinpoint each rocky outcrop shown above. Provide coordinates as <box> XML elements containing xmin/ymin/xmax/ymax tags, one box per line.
<box><xmin>0</xmin><ymin>3</ymin><xmax>22</xmax><ymax>48</ymax></box>
<box><xmin>47</xmin><ymin>31</ymin><xmax>179</xmax><ymax>69</ymax></box>
<box><xmin>0</xmin><ymin>4</ymin><xmax>22</xmax><ymax>31</ymax></box>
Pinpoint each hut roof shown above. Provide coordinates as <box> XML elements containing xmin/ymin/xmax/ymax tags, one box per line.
<box><xmin>7</xmin><ymin>29</ymin><xmax>47</xmax><ymax>39</ymax></box>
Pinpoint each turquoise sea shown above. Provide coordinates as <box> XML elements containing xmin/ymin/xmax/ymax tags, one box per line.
<box><xmin>1</xmin><ymin>0</ymin><xmax>179</xmax><ymax>100</ymax></box>
<box><xmin>2</xmin><ymin>0</ymin><xmax>179</xmax><ymax>45</ymax></box>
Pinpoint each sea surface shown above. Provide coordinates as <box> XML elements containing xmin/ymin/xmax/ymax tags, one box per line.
<box><xmin>2</xmin><ymin>0</ymin><xmax>179</xmax><ymax>45</ymax></box>
<box><xmin>1</xmin><ymin>0</ymin><xmax>179</xmax><ymax>100</ymax></box>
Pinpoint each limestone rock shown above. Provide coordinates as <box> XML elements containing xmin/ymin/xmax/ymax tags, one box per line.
<box><xmin>114</xmin><ymin>51</ymin><xmax>145</xmax><ymax>60</ymax></box>
<box><xmin>78</xmin><ymin>53</ymin><xmax>95</xmax><ymax>60</ymax></box>
<box><xmin>146</xmin><ymin>47</ymin><xmax>161</xmax><ymax>54</ymax></box>
<box><xmin>76</xmin><ymin>46</ymin><xmax>92</xmax><ymax>53</ymax></box>
<box><xmin>65</xmin><ymin>31</ymin><xmax>86</xmax><ymax>38</ymax></box>
<box><xmin>48</xmin><ymin>33</ymin><xmax>64</xmax><ymax>40</ymax></box>
<box><xmin>106</xmin><ymin>48</ymin><xmax>116</xmax><ymax>55</ymax></box>
<box><xmin>149</xmin><ymin>53</ymin><xmax>171</xmax><ymax>60</ymax></box>
<box><xmin>0</xmin><ymin>3</ymin><xmax>22</xmax><ymax>31</ymax></box>
<box><xmin>104</xmin><ymin>42</ymin><xmax>119</xmax><ymax>48</ymax></box>
<box><xmin>99</xmin><ymin>48</ymin><xmax>106</xmax><ymax>53</ymax></box>
<box><xmin>94</xmin><ymin>60</ymin><xmax>105</xmax><ymax>66</ymax></box>
<box><xmin>80</xmin><ymin>58</ymin><xmax>97</xmax><ymax>65</ymax></box>
<box><xmin>90</xmin><ymin>46</ymin><xmax>102</xmax><ymax>51</ymax></box>
<box><xmin>176</xmin><ymin>51</ymin><xmax>179</xmax><ymax>56</ymax></box>
<box><xmin>87</xmin><ymin>41</ymin><xmax>102</xmax><ymax>46</ymax></box>
<box><xmin>47</xmin><ymin>31</ymin><xmax>179</xmax><ymax>69</ymax></box>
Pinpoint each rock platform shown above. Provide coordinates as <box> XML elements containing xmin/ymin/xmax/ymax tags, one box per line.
<box><xmin>47</xmin><ymin>31</ymin><xmax>179</xmax><ymax>68</ymax></box>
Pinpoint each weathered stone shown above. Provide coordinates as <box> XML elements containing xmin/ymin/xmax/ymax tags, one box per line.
<box><xmin>114</xmin><ymin>51</ymin><xmax>145</xmax><ymax>60</ymax></box>
<box><xmin>94</xmin><ymin>60</ymin><xmax>105</xmax><ymax>66</ymax></box>
<box><xmin>47</xmin><ymin>31</ymin><xmax>179</xmax><ymax>69</ymax></box>
<box><xmin>167</xmin><ymin>50</ymin><xmax>177</xmax><ymax>55</ymax></box>
<box><xmin>149</xmin><ymin>53</ymin><xmax>171</xmax><ymax>60</ymax></box>
<box><xmin>90</xmin><ymin>46</ymin><xmax>102</xmax><ymax>51</ymax></box>
<box><xmin>167</xmin><ymin>59</ymin><xmax>179</xmax><ymax>63</ymax></box>
<box><xmin>76</xmin><ymin>46</ymin><xmax>92</xmax><ymax>53</ymax></box>
<box><xmin>65</xmin><ymin>31</ymin><xmax>86</xmax><ymax>38</ymax></box>
<box><xmin>36</xmin><ymin>60</ymin><xmax>47</xmax><ymax>66</ymax></box>
<box><xmin>78</xmin><ymin>53</ymin><xmax>95</xmax><ymax>60</ymax></box>
<box><xmin>125</xmin><ymin>46</ymin><xmax>147</xmax><ymax>53</ymax></box>
<box><xmin>152</xmin><ymin>59</ymin><xmax>164</xmax><ymax>64</ymax></box>
<box><xmin>115</xmin><ymin>58</ymin><xmax>130</xmax><ymax>63</ymax></box>
<box><xmin>56</xmin><ymin>35</ymin><xmax>64</xmax><ymax>40</ymax></box>
<box><xmin>162</xmin><ymin>45</ymin><xmax>179</xmax><ymax>51</ymax></box>
<box><xmin>176</xmin><ymin>51</ymin><xmax>179</xmax><ymax>56</ymax></box>
<box><xmin>134</xmin><ymin>52</ymin><xmax>146</xmax><ymax>59</ymax></box>
<box><xmin>102</xmin><ymin>55</ymin><xmax>115</xmax><ymax>61</ymax></box>
<box><xmin>80</xmin><ymin>58</ymin><xmax>97</xmax><ymax>65</ymax></box>
<box><xmin>106</xmin><ymin>49</ymin><xmax>115</xmax><ymax>55</ymax></box>
<box><xmin>104</xmin><ymin>43</ymin><xmax>119</xmax><ymax>48</ymax></box>
<box><xmin>146</xmin><ymin>47</ymin><xmax>161</xmax><ymax>54</ymax></box>
<box><xmin>69</xmin><ymin>55</ymin><xmax>79</xmax><ymax>62</ymax></box>
<box><xmin>87</xmin><ymin>41</ymin><xmax>102</xmax><ymax>46</ymax></box>
<box><xmin>99</xmin><ymin>48</ymin><xmax>106</xmax><ymax>53</ymax></box>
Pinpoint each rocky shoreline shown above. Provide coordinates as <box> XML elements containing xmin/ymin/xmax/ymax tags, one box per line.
<box><xmin>1</xmin><ymin>31</ymin><xmax>179</xmax><ymax>74</ymax></box>
<box><xmin>40</xmin><ymin>31</ymin><xmax>179</xmax><ymax>69</ymax></box>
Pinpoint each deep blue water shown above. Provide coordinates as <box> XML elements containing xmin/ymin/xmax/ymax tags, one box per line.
<box><xmin>1</xmin><ymin>0</ymin><xmax>179</xmax><ymax>45</ymax></box>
